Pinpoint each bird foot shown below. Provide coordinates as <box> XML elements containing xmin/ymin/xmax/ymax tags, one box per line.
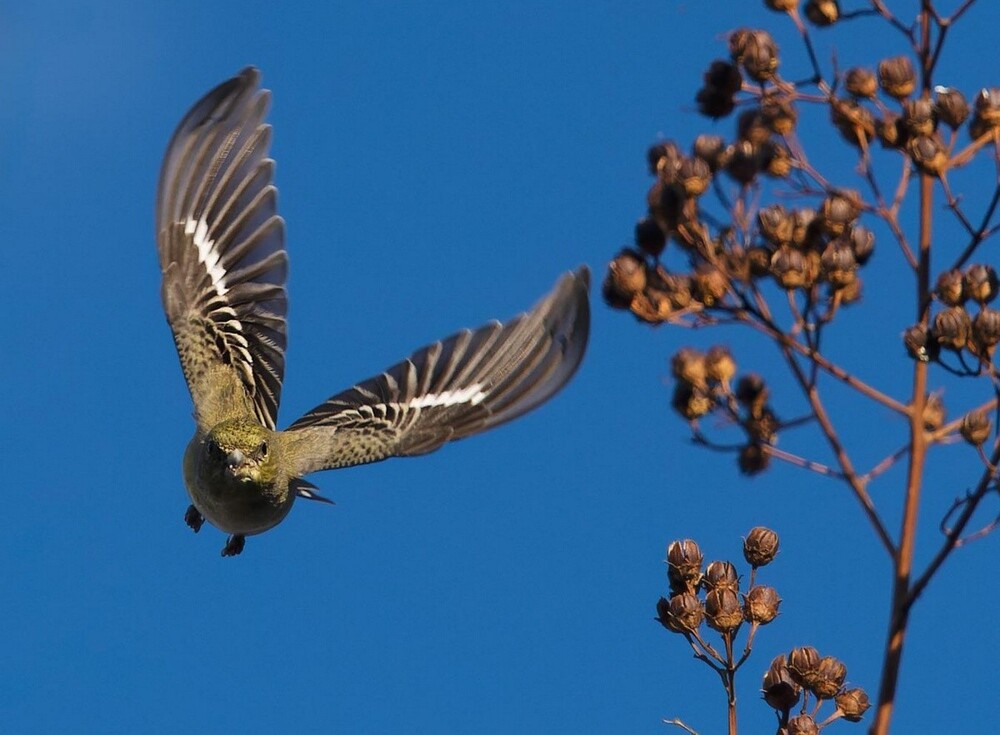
<box><xmin>221</xmin><ymin>535</ymin><xmax>246</xmax><ymax>557</ymax></box>
<box><xmin>184</xmin><ymin>505</ymin><xmax>204</xmax><ymax>533</ymax></box>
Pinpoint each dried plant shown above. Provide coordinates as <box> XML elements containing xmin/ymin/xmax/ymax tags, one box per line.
<box><xmin>604</xmin><ymin>2</ymin><xmax>998</xmax><ymax>734</ymax></box>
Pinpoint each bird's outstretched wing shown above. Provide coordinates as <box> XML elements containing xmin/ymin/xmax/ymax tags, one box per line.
<box><xmin>284</xmin><ymin>268</ymin><xmax>590</xmax><ymax>475</ymax></box>
<box><xmin>156</xmin><ymin>67</ymin><xmax>287</xmax><ymax>430</ymax></box>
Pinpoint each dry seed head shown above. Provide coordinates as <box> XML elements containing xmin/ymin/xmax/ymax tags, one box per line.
<box><xmin>696</xmin><ymin>87</ymin><xmax>736</xmax><ymax>119</ymax></box>
<box><xmin>705</xmin><ymin>345</ymin><xmax>737</xmax><ymax>384</ymax></box>
<box><xmin>764</xmin><ymin>0</ymin><xmax>797</xmax><ymax>11</ymax></box>
<box><xmin>603</xmin><ymin>249</ymin><xmax>647</xmax><ymax>307</ymax></box>
<box><xmin>671</xmin><ymin>347</ymin><xmax>708</xmax><ymax>386</ymax></box>
<box><xmin>907</xmin><ymin>133</ymin><xmax>948</xmax><ymax>175</ymax></box>
<box><xmin>830</xmin><ymin>98</ymin><xmax>876</xmax><ymax>147</ymax></box>
<box><xmin>677</xmin><ymin>156</ymin><xmax>712</xmax><ymax>197</ymax></box>
<box><xmin>746</xmin><ymin>407</ymin><xmax>779</xmax><ymax>443</ymax></box>
<box><xmin>972</xmin><ymin>307</ymin><xmax>1000</xmax><ymax>356</ymax></box>
<box><xmin>730</xmin><ymin>29</ymin><xmax>780</xmax><ymax>82</ymax></box>
<box><xmin>964</xmin><ymin>264</ymin><xmax>999</xmax><ymax>304</ymax></box>
<box><xmin>791</xmin><ymin>207</ymin><xmax>818</xmax><ymax>248</ymax></box>
<box><xmin>693</xmin><ymin>134</ymin><xmax>728</xmax><ymax>171</ymax></box>
<box><xmin>935</xmin><ymin>269</ymin><xmax>967</xmax><ymax>306</ymax></box>
<box><xmin>903</xmin><ymin>323</ymin><xmax>938</xmax><ymax>363</ymax></box>
<box><xmin>666</xmin><ymin>539</ymin><xmax>704</xmax><ymax>591</ymax></box>
<box><xmin>902</xmin><ymin>98</ymin><xmax>937</xmax><ymax>137</ymax></box>
<box><xmin>761</xmin><ymin>141</ymin><xmax>793</xmax><ymax>178</ymax></box>
<box><xmin>758</xmin><ymin>204</ymin><xmax>794</xmax><ymax>245</ymax></box>
<box><xmin>974</xmin><ymin>88</ymin><xmax>1000</xmax><ymax>128</ymax></box>
<box><xmin>836</xmin><ymin>688</ymin><xmax>872</xmax><ymax>722</ymax></box>
<box><xmin>736</xmin><ymin>373</ymin><xmax>768</xmax><ymax>407</ymax></box>
<box><xmin>932</xmin><ymin>305</ymin><xmax>972</xmax><ymax>350</ymax></box>
<box><xmin>744</xmin><ymin>526</ymin><xmax>780</xmax><ymax>567</ymax></box>
<box><xmin>787</xmin><ymin>714</ymin><xmax>820</xmax><ymax>735</ymax></box>
<box><xmin>821</xmin><ymin>238</ymin><xmax>858</xmax><ymax>289</ymax></box>
<box><xmin>876</xmin><ymin>111</ymin><xmax>906</xmax><ymax>149</ymax></box>
<box><xmin>738</xmin><ymin>108</ymin><xmax>773</xmax><ymax>146</ymax></box>
<box><xmin>725</xmin><ymin>140</ymin><xmax>761</xmax><ymax>184</ymax></box>
<box><xmin>704</xmin><ymin>560</ymin><xmax>740</xmax><ymax>593</ymax></box>
<box><xmin>849</xmin><ymin>225</ymin><xmax>875</xmax><ymax>265</ymax></box>
<box><xmin>762</xmin><ymin>655</ymin><xmax>802</xmax><ymax>712</ymax></box>
<box><xmin>845</xmin><ymin>67</ymin><xmax>877</xmax><ymax>98</ymax></box>
<box><xmin>658</xmin><ymin>592</ymin><xmax>705</xmax><ymax>633</ymax></box>
<box><xmin>837</xmin><ymin>275</ymin><xmax>863</xmax><ymax>305</ymax></box>
<box><xmin>761</xmin><ymin>95</ymin><xmax>797</xmax><ymax>135</ymax></box>
<box><xmin>705</xmin><ymin>588</ymin><xmax>743</xmax><ymax>633</ymax></box>
<box><xmin>934</xmin><ymin>86</ymin><xmax>969</xmax><ymax>129</ymax></box>
<box><xmin>960</xmin><ymin>409</ymin><xmax>991</xmax><ymax>446</ymax></box>
<box><xmin>922</xmin><ymin>393</ymin><xmax>946</xmax><ymax>432</ymax></box>
<box><xmin>878</xmin><ymin>56</ymin><xmax>916</xmax><ymax>99</ymax></box>
<box><xmin>787</xmin><ymin>646</ymin><xmax>822</xmax><ymax>688</ymax></box>
<box><xmin>743</xmin><ymin>585</ymin><xmax>781</xmax><ymax>624</ymax></box>
<box><xmin>647</xmin><ymin>140</ymin><xmax>684</xmax><ymax>178</ymax></box>
<box><xmin>738</xmin><ymin>443</ymin><xmax>770</xmax><ymax>475</ymax></box>
<box><xmin>692</xmin><ymin>263</ymin><xmax>729</xmax><ymax>306</ymax></box>
<box><xmin>747</xmin><ymin>246</ymin><xmax>772</xmax><ymax>278</ymax></box>
<box><xmin>805</xmin><ymin>0</ymin><xmax>839</xmax><ymax>25</ymax></box>
<box><xmin>820</xmin><ymin>191</ymin><xmax>861</xmax><ymax>236</ymax></box>
<box><xmin>771</xmin><ymin>245</ymin><xmax>814</xmax><ymax>290</ymax></box>
<box><xmin>811</xmin><ymin>656</ymin><xmax>847</xmax><ymax>699</ymax></box>
<box><xmin>634</xmin><ymin>217</ymin><xmax>666</xmax><ymax>258</ymax></box>
<box><xmin>671</xmin><ymin>381</ymin><xmax>713</xmax><ymax>420</ymax></box>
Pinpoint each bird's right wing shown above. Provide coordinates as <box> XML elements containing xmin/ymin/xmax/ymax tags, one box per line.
<box><xmin>283</xmin><ymin>268</ymin><xmax>590</xmax><ymax>476</ymax></box>
<box><xmin>156</xmin><ymin>67</ymin><xmax>288</xmax><ymax>431</ymax></box>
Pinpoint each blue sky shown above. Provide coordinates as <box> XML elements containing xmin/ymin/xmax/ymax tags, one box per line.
<box><xmin>3</xmin><ymin>1</ymin><xmax>1000</xmax><ymax>732</ymax></box>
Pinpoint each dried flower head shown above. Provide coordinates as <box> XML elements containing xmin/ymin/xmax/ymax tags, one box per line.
<box><xmin>820</xmin><ymin>190</ymin><xmax>861</xmax><ymax>236</ymax></box>
<box><xmin>738</xmin><ymin>443</ymin><xmax>770</xmax><ymax>475</ymax></box>
<box><xmin>848</xmin><ymin>225</ymin><xmax>876</xmax><ymax>265</ymax></box>
<box><xmin>657</xmin><ymin>592</ymin><xmax>704</xmax><ymax>633</ymax></box>
<box><xmin>725</xmin><ymin>140</ymin><xmax>761</xmax><ymax>184</ymax></box>
<box><xmin>787</xmin><ymin>646</ymin><xmax>822</xmax><ymax>689</ymax></box>
<box><xmin>845</xmin><ymin>67</ymin><xmax>877</xmax><ymax>98</ymax></box>
<box><xmin>934</xmin><ymin>86</ymin><xmax>970</xmax><ymax>129</ymax></box>
<box><xmin>743</xmin><ymin>526</ymin><xmax>780</xmax><ymax>567</ymax></box>
<box><xmin>771</xmin><ymin>245</ymin><xmax>817</xmax><ymax>290</ymax></box>
<box><xmin>787</xmin><ymin>714</ymin><xmax>820</xmax><ymax>735</ymax></box>
<box><xmin>878</xmin><ymin>55</ymin><xmax>916</xmax><ymax>99</ymax></box>
<box><xmin>831</xmin><ymin>98</ymin><xmax>876</xmax><ymax>147</ymax></box>
<box><xmin>666</xmin><ymin>539</ymin><xmax>704</xmax><ymax>592</ymax></box>
<box><xmin>935</xmin><ymin>269</ymin><xmax>966</xmax><ymax>306</ymax></box>
<box><xmin>932</xmin><ymin>305</ymin><xmax>972</xmax><ymax>350</ymax></box>
<box><xmin>964</xmin><ymin>264</ymin><xmax>999</xmax><ymax>304</ymax></box>
<box><xmin>677</xmin><ymin>156</ymin><xmax>712</xmax><ymax>198</ymax></box>
<box><xmin>821</xmin><ymin>238</ymin><xmax>858</xmax><ymax>289</ymax></box>
<box><xmin>758</xmin><ymin>204</ymin><xmax>794</xmax><ymax>245</ymax></box>
<box><xmin>671</xmin><ymin>381</ymin><xmax>713</xmax><ymax>420</ymax></box>
<box><xmin>922</xmin><ymin>393</ymin><xmax>946</xmax><ymax>432</ymax></box>
<box><xmin>704</xmin><ymin>560</ymin><xmax>740</xmax><ymax>592</ymax></box>
<box><xmin>903</xmin><ymin>98</ymin><xmax>937</xmax><ymax>137</ymax></box>
<box><xmin>811</xmin><ymin>656</ymin><xmax>847</xmax><ymax>699</ymax></box>
<box><xmin>743</xmin><ymin>585</ymin><xmax>781</xmax><ymax>624</ymax></box>
<box><xmin>903</xmin><ymin>323</ymin><xmax>938</xmax><ymax>363</ymax></box>
<box><xmin>972</xmin><ymin>307</ymin><xmax>1000</xmax><ymax>357</ymax></box>
<box><xmin>764</xmin><ymin>0</ymin><xmax>797</xmax><ymax>10</ymax></box>
<box><xmin>634</xmin><ymin>217</ymin><xmax>666</xmax><ymax>258</ymax></box>
<box><xmin>960</xmin><ymin>409</ymin><xmax>992</xmax><ymax>446</ymax></box>
<box><xmin>692</xmin><ymin>263</ymin><xmax>730</xmax><ymax>306</ymax></box>
<box><xmin>705</xmin><ymin>345</ymin><xmax>737</xmax><ymax>385</ymax></box>
<box><xmin>705</xmin><ymin>587</ymin><xmax>743</xmax><ymax>632</ymax></box>
<box><xmin>762</xmin><ymin>654</ymin><xmax>801</xmax><ymax>712</ymax></box>
<box><xmin>603</xmin><ymin>249</ymin><xmax>647</xmax><ymax>308</ymax></box>
<box><xmin>671</xmin><ymin>347</ymin><xmax>708</xmax><ymax>387</ymax></box>
<box><xmin>836</xmin><ymin>687</ymin><xmax>872</xmax><ymax>722</ymax></box>
<box><xmin>973</xmin><ymin>87</ymin><xmax>1000</xmax><ymax>132</ymax></box>
<box><xmin>804</xmin><ymin>0</ymin><xmax>839</xmax><ymax>26</ymax></box>
<box><xmin>730</xmin><ymin>29</ymin><xmax>780</xmax><ymax>82</ymax></box>
<box><xmin>761</xmin><ymin>95</ymin><xmax>797</xmax><ymax>135</ymax></box>
<box><xmin>693</xmin><ymin>134</ymin><xmax>728</xmax><ymax>171</ymax></box>
<box><xmin>907</xmin><ymin>133</ymin><xmax>948</xmax><ymax>175</ymax></box>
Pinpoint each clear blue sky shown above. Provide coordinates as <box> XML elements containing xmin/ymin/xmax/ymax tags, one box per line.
<box><xmin>3</xmin><ymin>1</ymin><xmax>999</xmax><ymax>732</ymax></box>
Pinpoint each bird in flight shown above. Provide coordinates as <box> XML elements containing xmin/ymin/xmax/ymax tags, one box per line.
<box><xmin>156</xmin><ymin>68</ymin><xmax>590</xmax><ymax>556</ymax></box>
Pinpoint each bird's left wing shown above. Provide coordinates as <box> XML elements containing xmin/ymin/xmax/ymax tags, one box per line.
<box><xmin>283</xmin><ymin>268</ymin><xmax>590</xmax><ymax>476</ymax></box>
<box><xmin>156</xmin><ymin>67</ymin><xmax>287</xmax><ymax>430</ymax></box>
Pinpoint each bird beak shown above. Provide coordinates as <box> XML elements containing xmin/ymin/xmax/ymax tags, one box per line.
<box><xmin>225</xmin><ymin>449</ymin><xmax>247</xmax><ymax>471</ymax></box>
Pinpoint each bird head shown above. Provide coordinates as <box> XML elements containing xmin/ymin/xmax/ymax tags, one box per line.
<box><xmin>202</xmin><ymin>418</ymin><xmax>278</xmax><ymax>487</ymax></box>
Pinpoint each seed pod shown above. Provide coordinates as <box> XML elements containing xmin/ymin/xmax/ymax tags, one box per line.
<box><xmin>761</xmin><ymin>141</ymin><xmax>793</xmax><ymax>178</ymax></box>
<box><xmin>671</xmin><ymin>381</ymin><xmax>713</xmax><ymax>420</ymax></box>
<box><xmin>845</xmin><ymin>67</ymin><xmax>877</xmax><ymax>98</ymax></box>
<box><xmin>878</xmin><ymin>55</ymin><xmax>916</xmax><ymax>99</ymax></box>
<box><xmin>758</xmin><ymin>204</ymin><xmax>793</xmax><ymax>245</ymax></box>
<box><xmin>738</xmin><ymin>108</ymin><xmax>772</xmax><ymax>145</ymax></box>
<box><xmin>972</xmin><ymin>307</ymin><xmax>1000</xmax><ymax>357</ymax></box>
<box><xmin>787</xmin><ymin>714</ymin><xmax>819</xmax><ymax>735</ymax></box>
<box><xmin>790</xmin><ymin>207</ymin><xmax>818</xmax><ymax>248</ymax></box>
<box><xmin>704</xmin><ymin>560</ymin><xmax>740</xmax><ymax>593</ymax></box>
<box><xmin>762</xmin><ymin>655</ymin><xmax>801</xmax><ymax>712</ymax></box>
<box><xmin>903</xmin><ymin>323</ymin><xmax>938</xmax><ymax>362</ymax></box>
<box><xmin>705</xmin><ymin>588</ymin><xmax>743</xmax><ymax>633</ymax></box>
<box><xmin>836</xmin><ymin>688</ymin><xmax>872</xmax><ymax>722</ymax></box>
<box><xmin>876</xmin><ymin>111</ymin><xmax>906</xmax><ymax>149</ymax></box>
<box><xmin>671</xmin><ymin>347</ymin><xmax>707</xmax><ymax>387</ymax></box>
<box><xmin>738</xmin><ymin>443</ymin><xmax>770</xmax><ymax>475</ymax></box>
<box><xmin>725</xmin><ymin>140</ymin><xmax>760</xmax><ymax>184</ymax></box>
<box><xmin>764</xmin><ymin>0</ymin><xmax>797</xmax><ymax>10</ymax></box>
<box><xmin>705</xmin><ymin>345</ymin><xmax>737</xmax><ymax>385</ymax></box>
<box><xmin>692</xmin><ymin>263</ymin><xmax>729</xmax><ymax>306</ymax></box>
<box><xmin>747</xmin><ymin>246</ymin><xmax>772</xmax><ymax>277</ymax></box>
<box><xmin>964</xmin><ymin>264</ymin><xmax>999</xmax><ymax>304</ymax></box>
<box><xmin>932</xmin><ymin>306</ymin><xmax>971</xmax><ymax>350</ymax></box>
<box><xmin>787</xmin><ymin>646</ymin><xmax>822</xmax><ymax>689</ymax></box>
<box><xmin>830</xmin><ymin>98</ymin><xmax>876</xmax><ymax>146</ymax></box>
<box><xmin>935</xmin><ymin>269</ymin><xmax>966</xmax><ymax>306</ymax></box>
<box><xmin>849</xmin><ymin>225</ymin><xmax>875</xmax><ymax>265</ymax></box>
<box><xmin>743</xmin><ymin>585</ymin><xmax>781</xmax><ymax>624</ymax></box>
<box><xmin>696</xmin><ymin>87</ymin><xmax>736</xmax><ymax>119</ymax></box>
<box><xmin>974</xmin><ymin>87</ymin><xmax>1000</xmax><ymax>128</ymax></box>
<box><xmin>761</xmin><ymin>95</ymin><xmax>797</xmax><ymax>135</ymax></box>
<box><xmin>602</xmin><ymin>249</ymin><xmax>647</xmax><ymax>308</ymax></box>
<box><xmin>907</xmin><ymin>133</ymin><xmax>948</xmax><ymax>175</ymax></box>
<box><xmin>821</xmin><ymin>238</ymin><xmax>858</xmax><ymax>289</ymax></box>
<box><xmin>693</xmin><ymin>134</ymin><xmax>728</xmax><ymax>171</ymax></box>
<box><xmin>922</xmin><ymin>393</ymin><xmax>946</xmax><ymax>431</ymax></box>
<box><xmin>677</xmin><ymin>156</ymin><xmax>712</xmax><ymax>197</ymax></box>
<box><xmin>960</xmin><ymin>409</ymin><xmax>991</xmax><ymax>446</ymax></box>
<box><xmin>820</xmin><ymin>191</ymin><xmax>861</xmax><ymax>236</ymax></box>
<box><xmin>811</xmin><ymin>656</ymin><xmax>847</xmax><ymax>699</ymax></box>
<box><xmin>666</xmin><ymin>539</ymin><xmax>703</xmax><ymax>592</ymax></box>
<box><xmin>934</xmin><ymin>86</ymin><xmax>969</xmax><ymax>129</ymax></box>
<box><xmin>736</xmin><ymin>373</ymin><xmax>768</xmax><ymax>408</ymax></box>
<box><xmin>743</xmin><ymin>526</ymin><xmax>780</xmax><ymax>567</ymax></box>
<box><xmin>730</xmin><ymin>29</ymin><xmax>780</xmax><ymax>82</ymax></box>
<box><xmin>746</xmin><ymin>406</ymin><xmax>779</xmax><ymax>443</ymax></box>
<box><xmin>657</xmin><ymin>592</ymin><xmax>704</xmax><ymax>633</ymax></box>
<box><xmin>771</xmin><ymin>245</ymin><xmax>811</xmax><ymax>290</ymax></box>
<box><xmin>804</xmin><ymin>0</ymin><xmax>839</xmax><ymax>26</ymax></box>
<box><xmin>903</xmin><ymin>98</ymin><xmax>937</xmax><ymax>137</ymax></box>
<box><xmin>647</xmin><ymin>140</ymin><xmax>684</xmax><ymax>179</ymax></box>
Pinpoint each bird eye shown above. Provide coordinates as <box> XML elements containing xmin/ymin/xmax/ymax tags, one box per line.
<box><xmin>259</xmin><ymin>441</ymin><xmax>268</xmax><ymax>458</ymax></box>
<box><xmin>206</xmin><ymin>439</ymin><xmax>221</xmax><ymax>457</ymax></box>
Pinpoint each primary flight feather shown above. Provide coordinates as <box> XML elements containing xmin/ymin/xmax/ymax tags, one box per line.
<box><xmin>156</xmin><ymin>68</ymin><xmax>590</xmax><ymax>556</ymax></box>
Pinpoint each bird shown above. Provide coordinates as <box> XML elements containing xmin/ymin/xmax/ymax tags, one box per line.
<box><xmin>155</xmin><ymin>67</ymin><xmax>590</xmax><ymax>556</ymax></box>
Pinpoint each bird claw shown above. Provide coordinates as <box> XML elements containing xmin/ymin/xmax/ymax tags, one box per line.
<box><xmin>221</xmin><ymin>535</ymin><xmax>246</xmax><ymax>557</ymax></box>
<box><xmin>184</xmin><ymin>505</ymin><xmax>204</xmax><ymax>533</ymax></box>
